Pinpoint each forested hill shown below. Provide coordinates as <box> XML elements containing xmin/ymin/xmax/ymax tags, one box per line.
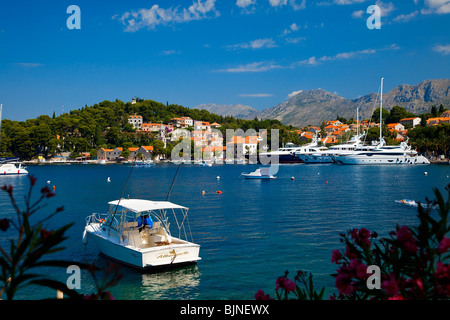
<box><xmin>0</xmin><ymin>99</ymin><xmax>291</xmax><ymax>160</ymax></box>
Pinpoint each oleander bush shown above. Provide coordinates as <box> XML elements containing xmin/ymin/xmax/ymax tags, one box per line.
<box><xmin>256</xmin><ymin>184</ymin><xmax>450</xmax><ymax>300</ymax></box>
<box><xmin>0</xmin><ymin>175</ymin><xmax>122</xmax><ymax>300</ymax></box>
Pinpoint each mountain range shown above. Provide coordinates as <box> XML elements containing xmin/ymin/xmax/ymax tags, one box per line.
<box><xmin>194</xmin><ymin>79</ymin><xmax>450</xmax><ymax>128</ymax></box>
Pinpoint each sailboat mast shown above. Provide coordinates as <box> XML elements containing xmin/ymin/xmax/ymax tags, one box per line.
<box><xmin>380</xmin><ymin>78</ymin><xmax>384</xmax><ymax>142</ymax></box>
<box><xmin>356</xmin><ymin>106</ymin><xmax>359</xmax><ymax>136</ymax></box>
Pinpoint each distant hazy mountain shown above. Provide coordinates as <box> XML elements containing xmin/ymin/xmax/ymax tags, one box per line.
<box><xmin>194</xmin><ymin>103</ymin><xmax>259</xmax><ymax>119</ymax></box>
<box><xmin>194</xmin><ymin>79</ymin><xmax>450</xmax><ymax>128</ymax></box>
<box><xmin>259</xmin><ymin>79</ymin><xmax>450</xmax><ymax>127</ymax></box>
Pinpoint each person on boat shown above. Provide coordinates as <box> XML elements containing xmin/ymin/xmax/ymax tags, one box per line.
<box><xmin>137</xmin><ymin>214</ymin><xmax>153</xmax><ymax>231</ymax></box>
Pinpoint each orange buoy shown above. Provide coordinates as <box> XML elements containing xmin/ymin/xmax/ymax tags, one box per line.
<box><xmin>53</xmin><ymin>185</ymin><xmax>56</xmax><ymax>190</ymax></box>
<box><xmin>202</xmin><ymin>190</ymin><xmax>206</xmax><ymax>196</ymax></box>
<box><xmin>216</xmin><ymin>190</ymin><xmax>222</xmax><ymax>194</ymax></box>
<box><xmin>326</xmin><ymin>181</ymin><xmax>328</xmax><ymax>184</ymax></box>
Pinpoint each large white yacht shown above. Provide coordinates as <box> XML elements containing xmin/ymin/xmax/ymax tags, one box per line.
<box><xmin>296</xmin><ymin>133</ymin><xmax>366</xmax><ymax>164</ymax></box>
<box><xmin>258</xmin><ymin>142</ymin><xmax>305</xmax><ymax>163</ymax></box>
<box><xmin>331</xmin><ymin>78</ymin><xmax>430</xmax><ymax>166</ymax></box>
<box><xmin>332</xmin><ymin>138</ymin><xmax>430</xmax><ymax>165</ymax></box>
<box><xmin>292</xmin><ymin>136</ymin><xmax>328</xmax><ymax>162</ymax></box>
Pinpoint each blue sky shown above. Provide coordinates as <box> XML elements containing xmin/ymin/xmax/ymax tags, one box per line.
<box><xmin>0</xmin><ymin>0</ymin><xmax>449</xmax><ymax>121</ymax></box>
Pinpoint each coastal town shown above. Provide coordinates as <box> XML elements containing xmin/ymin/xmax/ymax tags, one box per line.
<box><xmin>24</xmin><ymin>106</ymin><xmax>450</xmax><ymax>165</ymax></box>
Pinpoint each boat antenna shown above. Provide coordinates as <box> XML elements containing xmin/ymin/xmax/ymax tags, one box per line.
<box><xmin>166</xmin><ymin>164</ymin><xmax>181</xmax><ymax>201</ymax></box>
<box><xmin>108</xmin><ymin>157</ymin><xmax>136</xmax><ymax>228</ymax></box>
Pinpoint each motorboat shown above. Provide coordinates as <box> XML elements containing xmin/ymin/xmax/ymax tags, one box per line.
<box><xmin>83</xmin><ymin>199</ymin><xmax>201</xmax><ymax>270</ymax></box>
<box><xmin>134</xmin><ymin>160</ymin><xmax>154</xmax><ymax>167</ymax></box>
<box><xmin>0</xmin><ymin>160</ymin><xmax>28</xmax><ymax>175</ymax></box>
<box><xmin>241</xmin><ymin>167</ymin><xmax>276</xmax><ymax>179</ymax></box>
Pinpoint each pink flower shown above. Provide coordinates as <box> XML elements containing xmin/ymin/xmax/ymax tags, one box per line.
<box><xmin>438</xmin><ymin>236</ymin><xmax>450</xmax><ymax>254</ymax></box>
<box><xmin>335</xmin><ymin>273</ymin><xmax>354</xmax><ymax>296</ymax></box>
<box><xmin>345</xmin><ymin>245</ymin><xmax>357</xmax><ymax>259</ymax></box>
<box><xmin>255</xmin><ymin>289</ymin><xmax>273</xmax><ymax>300</ymax></box>
<box><xmin>276</xmin><ymin>276</ymin><xmax>296</xmax><ymax>293</ymax></box>
<box><xmin>396</xmin><ymin>226</ymin><xmax>418</xmax><ymax>254</ymax></box>
<box><xmin>349</xmin><ymin>259</ymin><xmax>368</xmax><ymax>280</ymax></box>
<box><xmin>382</xmin><ymin>274</ymin><xmax>400</xmax><ymax>297</ymax></box>
<box><xmin>331</xmin><ymin>249</ymin><xmax>343</xmax><ymax>264</ymax></box>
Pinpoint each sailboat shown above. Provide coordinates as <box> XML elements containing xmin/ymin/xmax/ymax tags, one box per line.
<box><xmin>332</xmin><ymin>79</ymin><xmax>430</xmax><ymax>165</ymax></box>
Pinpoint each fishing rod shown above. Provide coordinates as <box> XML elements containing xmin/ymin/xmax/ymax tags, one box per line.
<box><xmin>166</xmin><ymin>164</ymin><xmax>181</xmax><ymax>201</ymax></box>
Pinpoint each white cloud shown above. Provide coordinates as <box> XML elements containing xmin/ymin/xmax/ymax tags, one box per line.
<box><xmin>236</xmin><ymin>0</ymin><xmax>256</xmax><ymax>8</ymax></box>
<box><xmin>14</xmin><ymin>63</ymin><xmax>43</xmax><ymax>68</ymax></box>
<box><xmin>115</xmin><ymin>0</ymin><xmax>219</xmax><ymax>32</ymax></box>
<box><xmin>288</xmin><ymin>90</ymin><xmax>303</xmax><ymax>98</ymax></box>
<box><xmin>215</xmin><ymin>61</ymin><xmax>283</xmax><ymax>73</ymax></box>
<box><xmin>283</xmin><ymin>22</ymin><xmax>301</xmax><ymax>35</ymax></box>
<box><xmin>269</xmin><ymin>0</ymin><xmax>306</xmax><ymax>10</ymax></box>
<box><xmin>393</xmin><ymin>10</ymin><xmax>419</xmax><ymax>22</ymax></box>
<box><xmin>238</xmin><ymin>93</ymin><xmax>274</xmax><ymax>97</ymax></box>
<box><xmin>352</xmin><ymin>10</ymin><xmax>365</xmax><ymax>18</ymax></box>
<box><xmin>433</xmin><ymin>44</ymin><xmax>450</xmax><ymax>55</ymax></box>
<box><xmin>376</xmin><ymin>1</ymin><xmax>395</xmax><ymax>16</ymax></box>
<box><xmin>334</xmin><ymin>0</ymin><xmax>369</xmax><ymax>4</ymax></box>
<box><xmin>422</xmin><ymin>0</ymin><xmax>450</xmax><ymax>14</ymax></box>
<box><xmin>226</xmin><ymin>38</ymin><xmax>277</xmax><ymax>50</ymax></box>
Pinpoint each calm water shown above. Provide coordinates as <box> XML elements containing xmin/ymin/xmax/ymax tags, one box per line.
<box><xmin>0</xmin><ymin>162</ymin><xmax>449</xmax><ymax>300</ymax></box>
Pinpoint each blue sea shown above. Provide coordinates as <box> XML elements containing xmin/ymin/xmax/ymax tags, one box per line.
<box><xmin>0</xmin><ymin>162</ymin><xmax>449</xmax><ymax>300</ymax></box>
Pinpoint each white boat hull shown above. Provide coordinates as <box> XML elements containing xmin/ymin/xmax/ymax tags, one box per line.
<box><xmin>242</xmin><ymin>174</ymin><xmax>275</xmax><ymax>179</ymax></box>
<box><xmin>333</xmin><ymin>154</ymin><xmax>430</xmax><ymax>165</ymax></box>
<box><xmin>86</xmin><ymin>224</ymin><xmax>201</xmax><ymax>269</ymax></box>
<box><xmin>297</xmin><ymin>154</ymin><xmax>334</xmax><ymax>164</ymax></box>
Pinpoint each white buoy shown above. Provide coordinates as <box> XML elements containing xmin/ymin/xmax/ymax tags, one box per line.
<box><xmin>424</xmin><ymin>172</ymin><xmax>428</xmax><ymax>176</ymax></box>
<box><xmin>107</xmin><ymin>177</ymin><xmax>111</xmax><ymax>182</ymax></box>
<box><xmin>47</xmin><ymin>180</ymin><xmax>51</xmax><ymax>184</ymax></box>
<box><xmin>217</xmin><ymin>176</ymin><xmax>220</xmax><ymax>179</ymax></box>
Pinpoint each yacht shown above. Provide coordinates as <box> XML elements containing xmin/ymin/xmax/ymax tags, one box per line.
<box><xmin>331</xmin><ymin>78</ymin><xmax>430</xmax><ymax>165</ymax></box>
<box><xmin>83</xmin><ymin>198</ymin><xmax>201</xmax><ymax>270</ymax></box>
<box><xmin>258</xmin><ymin>142</ymin><xmax>304</xmax><ymax>163</ymax></box>
<box><xmin>0</xmin><ymin>159</ymin><xmax>28</xmax><ymax>175</ymax></box>
<box><xmin>297</xmin><ymin>133</ymin><xmax>366</xmax><ymax>164</ymax></box>
<box><xmin>332</xmin><ymin>138</ymin><xmax>429</xmax><ymax>165</ymax></box>
<box><xmin>292</xmin><ymin>136</ymin><xmax>328</xmax><ymax>162</ymax></box>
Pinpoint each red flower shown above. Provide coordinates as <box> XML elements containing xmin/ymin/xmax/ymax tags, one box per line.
<box><xmin>29</xmin><ymin>175</ymin><xmax>37</xmax><ymax>186</ymax></box>
<box><xmin>1</xmin><ymin>184</ymin><xmax>13</xmax><ymax>195</ymax></box>
<box><xmin>382</xmin><ymin>274</ymin><xmax>400</xmax><ymax>297</ymax></box>
<box><xmin>40</xmin><ymin>229</ymin><xmax>53</xmax><ymax>241</ymax></box>
<box><xmin>331</xmin><ymin>249</ymin><xmax>343</xmax><ymax>264</ymax></box>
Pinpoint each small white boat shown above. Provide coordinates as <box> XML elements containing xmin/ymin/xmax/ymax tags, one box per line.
<box><xmin>0</xmin><ymin>161</ymin><xmax>28</xmax><ymax>175</ymax></box>
<box><xmin>241</xmin><ymin>167</ymin><xmax>276</xmax><ymax>179</ymax></box>
<box><xmin>83</xmin><ymin>199</ymin><xmax>201</xmax><ymax>270</ymax></box>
